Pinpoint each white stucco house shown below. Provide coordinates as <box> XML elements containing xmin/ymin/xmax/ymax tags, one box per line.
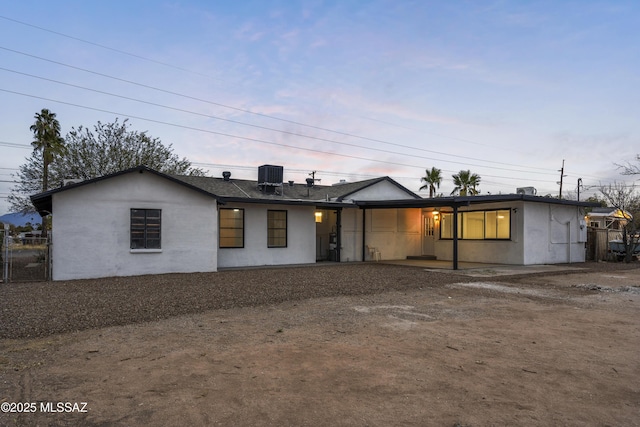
<box><xmin>31</xmin><ymin>164</ymin><xmax>599</xmax><ymax>281</ymax></box>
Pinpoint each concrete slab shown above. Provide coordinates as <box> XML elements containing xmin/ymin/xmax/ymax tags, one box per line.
<box><xmin>379</xmin><ymin>259</ymin><xmax>587</xmax><ymax>277</ymax></box>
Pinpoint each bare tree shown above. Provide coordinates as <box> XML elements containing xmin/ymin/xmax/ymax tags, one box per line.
<box><xmin>617</xmin><ymin>154</ymin><xmax>640</xmax><ymax>175</ymax></box>
<box><xmin>599</xmin><ymin>182</ymin><xmax>639</xmax><ymax>263</ymax></box>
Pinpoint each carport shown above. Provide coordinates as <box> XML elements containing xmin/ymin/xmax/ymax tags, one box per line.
<box><xmin>356</xmin><ymin>194</ymin><xmax>600</xmax><ymax>270</ymax></box>
<box><xmin>356</xmin><ymin>197</ymin><xmax>471</xmax><ymax>270</ymax></box>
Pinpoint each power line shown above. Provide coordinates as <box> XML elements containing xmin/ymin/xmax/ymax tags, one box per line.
<box><xmin>0</xmin><ymin>15</ymin><xmax>222</xmax><ymax>81</ymax></box>
<box><xmin>0</xmin><ymin>66</ymin><xmax>560</xmax><ymax>176</ymax></box>
<box><xmin>0</xmin><ymin>46</ymin><xmax>559</xmax><ymax>176</ymax></box>
<box><xmin>0</xmin><ymin>16</ymin><xmax>536</xmax><ymax>159</ymax></box>
<box><xmin>0</xmin><ymin>141</ymin><xmax>31</xmax><ymax>149</ymax></box>
<box><xmin>0</xmin><ymin>87</ymin><xmax>560</xmax><ymax>185</ymax></box>
<box><xmin>1</xmin><ymin>15</ymin><xmax>631</xmax><ymax>189</ymax></box>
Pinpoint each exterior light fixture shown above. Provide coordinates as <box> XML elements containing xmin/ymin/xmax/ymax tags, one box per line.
<box><xmin>315</xmin><ymin>211</ymin><xmax>323</xmax><ymax>223</ymax></box>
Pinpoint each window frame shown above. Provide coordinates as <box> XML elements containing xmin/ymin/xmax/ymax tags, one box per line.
<box><xmin>219</xmin><ymin>208</ymin><xmax>245</xmax><ymax>248</ymax></box>
<box><xmin>267</xmin><ymin>209</ymin><xmax>288</xmax><ymax>248</ymax></box>
<box><xmin>130</xmin><ymin>208</ymin><xmax>161</xmax><ymax>250</ymax></box>
<box><xmin>440</xmin><ymin>209</ymin><xmax>511</xmax><ymax>241</ymax></box>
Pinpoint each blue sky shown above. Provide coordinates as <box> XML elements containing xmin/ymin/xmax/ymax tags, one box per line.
<box><xmin>1</xmin><ymin>0</ymin><xmax>638</xmax><ymax>214</ymax></box>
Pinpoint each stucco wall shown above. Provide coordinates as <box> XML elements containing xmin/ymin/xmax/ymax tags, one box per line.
<box><xmin>340</xmin><ymin>208</ymin><xmax>421</xmax><ymax>262</ymax></box>
<box><xmin>339</xmin><ymin>208</ymin><xmax>363</xmax><ymax>262</ymax></box>
<box><xmin>433</xmin><ymin>202</ymin><xmax>525</xmax><ymax>264</ymax></box>
<box><xmin>432</xmin><ymin>201</ymin><xmax>587</xmax><ymax>265</ymax></box>
<box><xmin>51</xmin><ymin>171</ymin><xmax>218</xmax><ymax>280</ymax></box>
<box><xmin>523</xmin><ymin>203</ymin><xmax>587</xmax><ymax>264</ymax></box>
<box><xmin>342</xmin><ymin>180</ymin><xmax>417</xmax><ymax>201</ymax></box>
<box><xmin>217</xmin><ymin>203</ymin><xmax>316</xmax><ymax>268</ymax></box>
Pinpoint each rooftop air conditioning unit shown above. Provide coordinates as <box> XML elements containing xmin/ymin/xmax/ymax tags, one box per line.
<box><xmin>258</xmin><ymin>165</ymin><xmax>284</xmax><ymax>193</ymax></box>
<box><xmin>516</xmin><ymin>186</ymin><xmax>537</xmax><ymax>195</ymax></box>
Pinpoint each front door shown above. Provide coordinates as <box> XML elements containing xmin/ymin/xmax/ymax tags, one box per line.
<box><xmin>422</xmin><ymin>211</ymin><xmax>436</xmax><ymax>256</ymax></box>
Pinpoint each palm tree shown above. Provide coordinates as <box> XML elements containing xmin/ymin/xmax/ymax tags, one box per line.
<box><xmin>451</xmin><ymin>169</ymin><xmax>481</xmax><ymax>196</ymax></box>
<box><xmin>30</xmin><ymin>108</ymin><xmax>65</xmax><ymax>193</ymax></box>
<box><xmin>30</xmin><ymin>108</ymin><xmax>65</xmax><ymax>238</ymax></box>
<box><xmin>420</xmin><ymin>167</ymin><xmax>442</xmax><ymax>198</ymax></box>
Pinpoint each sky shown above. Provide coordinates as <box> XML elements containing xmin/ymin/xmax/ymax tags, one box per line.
<box><xmin>1</xmin><ymin>0</ymin><xmax>639</xmax><ymax>214</ymax></box>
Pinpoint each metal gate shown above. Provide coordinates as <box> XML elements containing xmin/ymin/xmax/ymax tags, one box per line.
<box><xmin>2</xmin><ymin>224</ymin><xmax>51</xmax><ymax>283</ymax></box>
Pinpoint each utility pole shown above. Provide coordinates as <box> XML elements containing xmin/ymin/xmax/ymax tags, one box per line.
<box><xmin>308</xmin><ymin>171</ymin><xmax>321</xmax><ymax>185</ymax></box>
<box><xmin>577</xmin><ymin>178</ymin><xmax>583</xmax><ymax>201</ymax></box>
<box><xmin>558</xmin><ymin>160</ymin><xmax>567</xmax><ymax>199</ymax></box>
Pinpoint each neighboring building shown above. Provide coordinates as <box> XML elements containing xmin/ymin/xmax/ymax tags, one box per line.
<box><xmin>586</xmin><ymin>207</ymin><xmax>630</xmax><ymax>230</ymax></box>
<box><xmin>31</xmin><ymin>165</ymin><xmax>599</xmax><ymax>281</ymax></box>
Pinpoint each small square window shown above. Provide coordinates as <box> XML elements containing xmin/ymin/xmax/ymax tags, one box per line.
<box><xmin>130</xmin><ymin>209</ymin><xmax>161</xmax><ymax>249</ymax></box>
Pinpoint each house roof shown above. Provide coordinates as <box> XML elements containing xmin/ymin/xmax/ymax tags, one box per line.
<box><xmin>30</xmin><ymin>165</ymin><xmax>222</xmax><ymax>215</ymax></box>
<box><xmin>32</xmin><ymin>164</ymin><xmax>596</xmax><ymax>217</ymax></box>
<box><xmin>30</xmin><ymin>165</ymin><xmax>420</xmax><ymax>215</ymax></box>
<box><xmin>587</xmin><ymin>207</ymin><xmax>630</xmax><ymax>218</ymax></box>
<box><xmin>172</xmin><ymin>174</ymin><xmax>421</xmax><ymax>204</ymax></box>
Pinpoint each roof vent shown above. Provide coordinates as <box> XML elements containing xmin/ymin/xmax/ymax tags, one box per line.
<box><xmin>288</xmin><ymin>180</ymin><xmax>294</xmax><ymax>186</ymax></box>
<box><xmin>222</xmin><ymin>171</ymin><xmax>231</xmax><ymax>181</ymax></box>
<box><xmin>305</xmin><ymin>178</ymin><xmax>314</xmax><ymax>187</ymax></box>
<box><xmin>258</xmin><ymin>165</ymin><xmax>284</xmax><ymax>193</ymax></box>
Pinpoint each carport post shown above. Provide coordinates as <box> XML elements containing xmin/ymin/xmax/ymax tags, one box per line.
<box><xmin>452</xmin><ymin>205</ymin><xmax>459</xmax><ymax>270</ymax></box>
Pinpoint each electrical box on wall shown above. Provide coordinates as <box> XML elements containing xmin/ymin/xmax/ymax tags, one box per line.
<box><xmin>578</xmin><ymin>219</ymin><xmax>587</xmax><ymax>242</ymax></box>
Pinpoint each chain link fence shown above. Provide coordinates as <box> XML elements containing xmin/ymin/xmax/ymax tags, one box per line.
<box><xmin>2</xmin><ymin>225</ymin><xmax>50</xmax><ymax>283</ymax></box>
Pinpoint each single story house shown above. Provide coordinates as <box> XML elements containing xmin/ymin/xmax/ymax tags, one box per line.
<box><xmin>31</xmin><ymin>165</ymin><xmax>599</xmax><ymax>281</ymax></box>
<box><xmin>586</xmin><ymin>207</ymin><xmax>631</xmax><ymax>230</ymax></box>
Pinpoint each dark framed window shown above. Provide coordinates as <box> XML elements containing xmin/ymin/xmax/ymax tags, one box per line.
<box><xmin>130</xmin><ymin>209</ymin><xmax>161</xmax><ymax>249</ymax></box>
<box><xmin>267</xmin><ymin>210</ymin><xmax>287</xmax><ymax>248</ymax></box>
<box><xmin>220</xmin><ymin>208</ymin><xmax>244</xmax><ymax>248</ymax></box>
<box><xmin>440</xmin><ymin>209</ymin><xmax>510</xmax><ymax>240</ymax></box>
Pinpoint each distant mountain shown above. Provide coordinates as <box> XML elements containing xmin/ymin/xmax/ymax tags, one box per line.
<box><xmin>0</xmin><ymin>212</ymin><xmax>41</xmax><ymax>227</ymax></box>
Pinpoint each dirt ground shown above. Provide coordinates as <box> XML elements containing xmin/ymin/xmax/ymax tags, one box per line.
<box><xmin>1</xmin><ymin>264</ymin><xmax>639</xmax><ymax>426</ymax></box>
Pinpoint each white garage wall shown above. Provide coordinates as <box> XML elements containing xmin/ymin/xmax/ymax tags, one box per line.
<box><xmin>51</xmin><ymin>171</ymin><xmax>218</xmax><ymax>280</ymax></box>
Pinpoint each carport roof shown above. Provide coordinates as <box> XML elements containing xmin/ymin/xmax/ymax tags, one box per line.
<box><xmin>354</xmin><ymin>193</ymin><xmax>601</xmax><ymax>209</ymax></box>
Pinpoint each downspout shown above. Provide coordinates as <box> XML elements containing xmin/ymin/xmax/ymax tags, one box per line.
<box><xmin>453</xmin><ymin>205</ymin><xmax>459</xmax><ymax>270</ymax></box>
<box><xmin>336</xmin><ymin>208</ymin><xmax>342</xmax><ymax>262</ymax></box>
<box><xmin>361</xmin><ymin>208</ymin><xmax>366</xmax><ymax>261</ymax></box>
<box><xmin>567</xmin><ymin>221</ymin><xmax>572</xmax><ymax>264</ymax></box>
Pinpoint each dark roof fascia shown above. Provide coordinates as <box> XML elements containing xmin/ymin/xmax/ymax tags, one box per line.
<box><xmin>355</xmin><ymin>194</ymin><xmax>602</xmax><ymax>209</ymax></box>
<box><xmin>217</xmin><ymin>196</ymin><xmax>354</xmax><ymax>209</ymax></box>
<box><xmin>335</xmin><ymin>176</ymin><xmax>421</xmax><ymax>201</ymax></box>
<box><xmin>30</xmin><ymin>165</ymin><xmax>222</xmax><ymax>216</ymax></box>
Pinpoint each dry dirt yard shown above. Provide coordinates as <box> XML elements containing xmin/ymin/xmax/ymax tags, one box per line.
<box><xmin>1</xmin><ymin>262</ymin><xmax>639</xmax><ymax>426</ymax></box>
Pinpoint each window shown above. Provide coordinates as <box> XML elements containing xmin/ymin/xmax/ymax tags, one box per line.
<box><xmin>268</xmin><ymin>210</ymin><xmax>287</xmax><ymax>247</ymax></box>
<box><xmin>219</xmin><ymin>208</ymin><xmax>244</xmax><ymax>248</ymax></box>
<box><xmin>441</xmin><ymin>212</ymin><xmax>454</xmax><ymax>239</ymax></box>
<box><xmin>485</xmin><ymin>210</ymin><xmax>510</xmax><ymax>239</ymax></box>
<box><xmin>462</xmin><ymin>211</ymin><xmax>484</xmax><ymax>239</ymax></box>
<box><xmin>440</xmin><ymin>209</ymin><xmax>510</xmax><ymax>240</ymax></box>
<box><xmin>130</xmin><ymin>209</ymin><xmax>161</xmax><ymax>249</ymax></box>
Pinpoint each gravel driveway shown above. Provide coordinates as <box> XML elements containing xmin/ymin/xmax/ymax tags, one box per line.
<box><xmin>1</xmin><ymin>261</ymin><xmax>638</xmax><ymax>340</ymax></box>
